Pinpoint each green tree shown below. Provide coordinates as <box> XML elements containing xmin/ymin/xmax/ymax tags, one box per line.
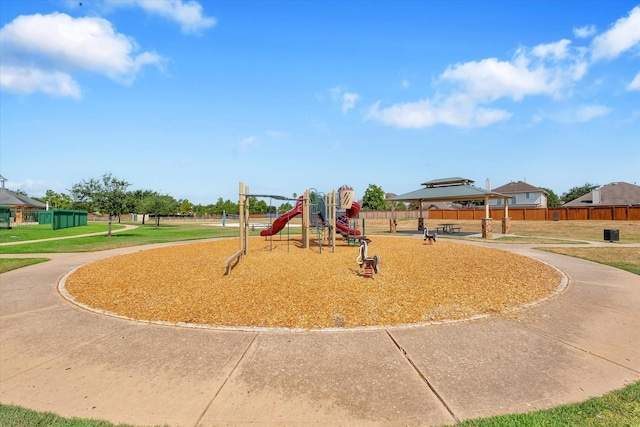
<box><xmin>385</xmin><ymin>193</ymin><xmax>407</xmax><ymax>211</ymax></box>
<box><xmin>179</xmin><ymin>199</ymin><xmax>194</xmax><ymax>215</ymax></box>
<box><xmin>361</xmin><ymin>184</ymin><xmax>388</xmax><ymax>210</ymax></box>
<box><xmin>69</xmin><ymin>177</ymin><xmax>102</xmax><ymax>212</ymax></box>
<box><xmin>38</xmin><ymin>190</ymin><xmax>72</xmax><ymax>209</ymax></box>
<box><xmin>194</xmin><ymin>204</ymin><xmax>207</xmax><ymax>216</ymax></box>
<box><xmin>70</xmin><ymin>173</ymin><xmax>130</xmax><ymax>237</ymax></box>
<box><xmin>279</xmin><ymin>202</ymin><xmax>293</xmax><ymax>212</ymax></box>
<box><xmin>222</xmin><ymin>199</ymin><xmax>239</xmax><ymax>215</ymax></box>
<box><xmin>540</xmin><ymin>187</ymin><xmax>561</xmax><ymax>208</ymax></box>
<box><xmin>250</xmin><ymin>198</ymin><xmax>268</xmax><ymax>214</ymax></box>
<box><xmin>138</xmin><ymin>194</ymin><xmax>179</xmax><ymax>229</ymax></box>
<box><xmin>394</xmin><ymin>201</ymin><xmax>407</xmax><ymax>211</ymax></box>
<box><xmin>407</xmin><ymin>201</ymin><xmax>421</xmax><ymax>210</ymax></box>
<box><xmin>126</xmin><ymin>189</ymin><xmax>156</xmax><ymax>224</ymax></box>
<box><xmin>309</xmin><ymin>191</ymin><xmax>318</xmax><ymax>206</ymax></box>
<box><xmin>561</xmin><ymin>183</ymin><xmax>599</xmax><ymax>205</ymax></box>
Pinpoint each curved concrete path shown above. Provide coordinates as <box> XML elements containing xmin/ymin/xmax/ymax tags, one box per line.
<box><xmin>1</xmin><ymin>240</ymin><xmax>639</xmax><ymax>426</ymax></box>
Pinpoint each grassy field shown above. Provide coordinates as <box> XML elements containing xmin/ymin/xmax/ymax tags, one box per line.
<box><xmin>0</xmin><ymin>221</ymin><xmax>241</xmax><ymax>254</ymax></box>
<box><xmin>1</xmin><ymin>219</ymin><xmax>638</xmax><ymax>426</ymax></box>
<box><xmin>369</xmin><ymin>217</ymin><xmax>640</xmax><ymax>243</ymax></box>
<box><xmin>0</xmin><ymin>223</ymin><xmax>127</xmax><ymax>243</ymax></box>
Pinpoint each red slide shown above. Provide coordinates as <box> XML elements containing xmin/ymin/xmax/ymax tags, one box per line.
<box><xmin>260</xmin><ymin>197</ymin><xmax>304</xmax><ymax>236</ymax></box>
<box><xmin>335</xmin><ymin>201</ymin><xmax>361</xmax><ymax>237</ymax></box>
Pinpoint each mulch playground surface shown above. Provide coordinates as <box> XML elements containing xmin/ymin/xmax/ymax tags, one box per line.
<box><xmin>64</xmin><ymin>236</ymin><xmax>562</xmax><ymax>330</ymax></box>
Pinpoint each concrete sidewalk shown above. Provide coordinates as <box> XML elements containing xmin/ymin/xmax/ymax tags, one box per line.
<box><xmin>1</xmin><ymin>241</ymin><xmax>639</xmax><ymax>426</ymax></box>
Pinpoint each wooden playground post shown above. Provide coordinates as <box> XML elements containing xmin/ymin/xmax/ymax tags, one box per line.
<box><xmin>238</xmin><ymin>181</ymin><xmax>245</xmax><ymax>254</ymax></box>
<box><xmin>244</xmin><ymin>184</ymin><xmax>250</xmax><ymax>254</ymax></box>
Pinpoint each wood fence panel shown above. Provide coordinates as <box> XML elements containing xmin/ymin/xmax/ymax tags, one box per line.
<box><xmin>354</xmin><ymin>207</ymin><xmax>640</xmax><ymax>221</ymax></box>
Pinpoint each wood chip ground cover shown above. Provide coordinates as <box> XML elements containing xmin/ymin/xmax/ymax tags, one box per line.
<box><xmin>64</xmin><ymin>237</ymin><xmax>562</xmax><ymax>329</ymax></box>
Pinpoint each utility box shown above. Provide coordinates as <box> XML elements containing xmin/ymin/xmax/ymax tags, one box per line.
<box><xmin>604</xmin><ymin>228</ymin><xmax>619</xmax><ymax>242</ymax></box>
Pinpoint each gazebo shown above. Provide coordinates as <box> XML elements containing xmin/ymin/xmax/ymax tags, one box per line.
<box><xmin>386</xmin><ymin>177</ymin><xmax>511</xmax><ymax>238</ymax></box>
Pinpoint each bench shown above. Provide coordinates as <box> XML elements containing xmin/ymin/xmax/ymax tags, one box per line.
<box><xmin>452</xmin><ymin>227</ymin><xmax>462</xmax><ymax>233</ymax></box>
<box><xmin>223</xmin><ymin>249</ymin><xmax>244</xmax><ymax>275</ymax></box>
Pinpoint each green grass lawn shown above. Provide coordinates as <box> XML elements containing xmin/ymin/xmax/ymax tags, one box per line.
<box><xmin>0</xmin><ymin>223</ymin><xmax>125</xmax><ymax>243</ymax></box>
<box><xmin>0</xmin><ymin>222</ymin><xmax>243</xmax><ymax>254</ymax></box>
<box><xmin>0</xmin><ymin>258</ymin><xmax>50</xmax><ymax>273</ymax></box>
<box><xmin>1</xmin><ymin>220</ymin><xmax>638</xmax><ymax>426</ymax></box>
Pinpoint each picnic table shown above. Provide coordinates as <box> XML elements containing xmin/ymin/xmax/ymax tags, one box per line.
<box><xmin>439</xmin><ymin>223</ymin><xmax>461</xmax><ymax>233</ymax></box>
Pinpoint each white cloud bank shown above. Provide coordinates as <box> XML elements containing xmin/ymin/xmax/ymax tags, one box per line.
<box><xmin>0</xmin><ymin>0</ymin><xmax>214</xmax><ymax>98</ymax></box>
<box><xmin>628</xmin><ymin>72</ymin><xmax>640</xmax><ymax>91</ymax></box>
<box><xmin>368</xmin><ymin>6</ymin><xmax>640</xmax><ymax>129</ymax></box>
<box><xmin>0</xmin><ymin>12</ymin><xmax>164</xmax><ymax>98</ymax></box>
<box><xmin>591</xmin><ymin>6</ymin><xmax>640</xmax><ymax>61</ymax></box>
<box><xmin>104</xmin><ymin>0</ymin><xmax>216</xmax><ymax>34</ymax></box>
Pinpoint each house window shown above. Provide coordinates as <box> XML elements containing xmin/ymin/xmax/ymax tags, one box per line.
<box><xmin>526</xmin><ymin>192</ymin><xmax>531</xmax><ymax>199</ymax></box>
<box><xmin>509</xmin><ymin>197</ymin><xmax>516</xmax><ymax>205</ymax></box>
<box><xmin>496</xmin><ymin>199</ymin><xmax>503</xmax><ymax>205</ymax></box>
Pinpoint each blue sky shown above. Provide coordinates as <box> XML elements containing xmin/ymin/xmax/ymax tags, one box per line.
<box><xmin>1</xmin><ymin>0</ymin><xmax>639</xmax><ymax>206</ymax></box>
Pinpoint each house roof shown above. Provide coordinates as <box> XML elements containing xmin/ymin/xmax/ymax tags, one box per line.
<box><xmin>426</xmin><ymin>201</ymin><xmax>464</xmax><ymax>210</ymax></box>
<box><xmin>563</xmin><ymin>182</ymin><xmax>640</xmax><ymax>207</ymax></box>
<box><xmin>0</xmin><ymin>188</ymin><xmax>46</xmax><ymax>208</ymax></box>
<box><xmin>387</xmin><ymin>178</ymin><xmax>507</xmax><ymax>203</ymax></box>
<box><xmin>492</xmin><ymin>180</ymin><xmax>548</xmax><ymax>195</ymax></box>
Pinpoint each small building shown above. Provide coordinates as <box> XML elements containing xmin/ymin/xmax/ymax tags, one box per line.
<box><xmin>489</xmin><ymin>181</ymin><xmax>548</xmax><ymax>208</ymax></box>
<box><xmin>563</xmin><ymin>182</ymin><xmax>640</xmax><ymax>207</ymax></box>
<box><xmin>0</xmin><ymin>175</ymin><xmax>47</xmax><ymax>225</ymax></box>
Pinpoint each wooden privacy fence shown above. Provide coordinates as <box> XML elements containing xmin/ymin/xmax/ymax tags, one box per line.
<box><xmin>358</xmin><ymin>206</ymin><xmax>640</xmax><ymax>221</ymax></box>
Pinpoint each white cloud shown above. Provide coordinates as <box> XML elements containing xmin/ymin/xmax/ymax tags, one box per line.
<box><xmin>573</xmin><ymin>25</ymin><xmax>596</xmax><ymax>39</ymax></box>
<box><xmin>341</xmin><ymin>92</ymin><xmax>360</xmax><ymax>114</ymax></box>
<box><xmin>238</xmin><ymin>136</ymin><xmax>258</xmax><ymax>153</ymax></box>
<box><xmin>573</xmin><ymin>104</ymin><xmax>612</xmax><ymax>122</ymax></box>
<box><xmin>628</xmin><ymin>71</ymin><xmax>640</xmax><ymax>91</ymax></box>
<box><xmin>0</xmin><ymin>66</ymin><xmax>81</xmax><ymax>98</ymax></box>
<box><xmin>528</xmin><ymin>113</ymin><xmax>544</xmax><ymax>127</ymax></box>
<box><xmin>366</xmin><ymin>96</ymin><xmax>512</xmax><ymax>129</ymax></box>
<box><xmin>6</xmin><ymin>179</ymin><xmax>64</xmax><ymax>197</ymax></box>
<box><xmin>266</xmin><ymin>130</ymin><xmax>287</xmax><ymax>139</ymax></box>
<box><xmin>551</xmin><ymin>104</ymin><xmax>612</xmax><ymax>123</ymax></box>
<box><xmin>105</xmin><ymin>0</ymin><xmax>216</xmax><ymax>34</ymax></box>
<box><xmin>532</xmin><ymin>39</ymin><xmax>572</xmax><ymax>60</ymax></box>
<box><xmin>329</xmin><ymin>86</ymin><xmax>360</xmax><ymax>114</ymax></box>
<box><xmin>440</xmin><ymin>45</ymin><xmax>587</xmax><ymax>102</ymax></box>
<box><xmin>0</xmin><ymin>12</ymin><xmax>164</xmax><ymax>97</ymax></box>
<box><xmin>591</xmin><ymin>6</ymin><xmax>640</xmax><ymax>61</ymax></box>
<box><xmin>368</xmin><ymin>35</ymin><xmax>592</xmax><ymax>129</ymax></box>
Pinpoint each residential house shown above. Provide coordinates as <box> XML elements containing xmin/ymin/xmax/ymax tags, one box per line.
<box><xmin>563</xmin><ymin>182</ymin><xmax>640</xmax><ymax>207</ymax></box>
<box><xmin>489</xmin><ymin>181</ymin><xmax>548</xmax><ymax>208</ymax></box>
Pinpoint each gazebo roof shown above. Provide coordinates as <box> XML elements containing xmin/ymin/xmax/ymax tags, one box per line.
<box><xmin>420</xmin><ymin>177</ymin><xmax>475</xmax><ymax>187</ymax></box>
<box><xmin>388</xmin><ymin>177</ymin><xmax>507</xmax><ymax>203</ymax></box>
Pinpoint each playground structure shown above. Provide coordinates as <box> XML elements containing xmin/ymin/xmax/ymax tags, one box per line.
<box><xmin>226</xmin><ymin>182</ymin><xmax>371</xmax><ymax>274</ymax></box>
